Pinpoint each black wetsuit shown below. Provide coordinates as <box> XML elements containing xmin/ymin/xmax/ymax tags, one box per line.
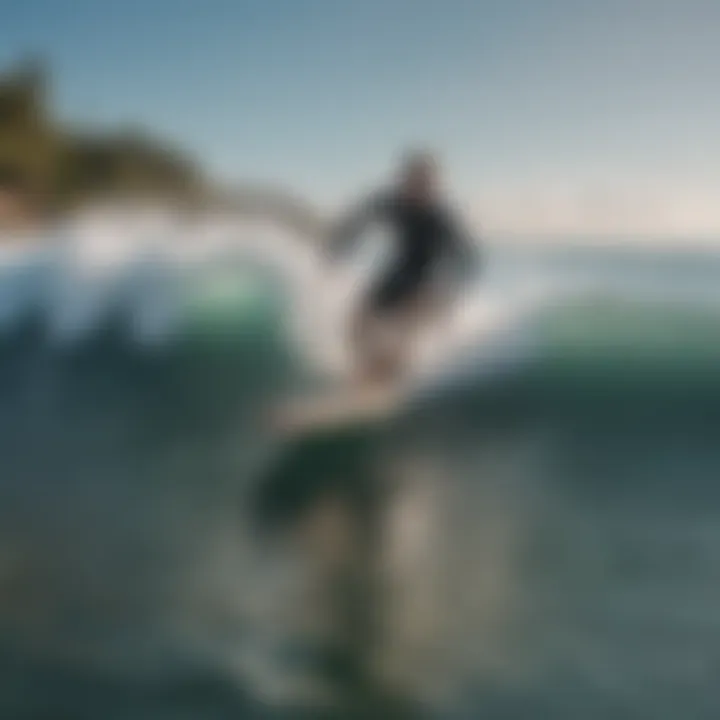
<box><xmin>330</xmin><ymin>191</ymin><xmax>480</xmax><ymax>312</ymax></box>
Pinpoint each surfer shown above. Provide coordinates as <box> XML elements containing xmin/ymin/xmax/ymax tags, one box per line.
<box><xmin>327</xmin><ymin>151</ymin><xmax>481</xmax><ymax>388</ymax></box>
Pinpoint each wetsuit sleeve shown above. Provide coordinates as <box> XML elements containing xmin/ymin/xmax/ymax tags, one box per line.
<box><xmin>326</xmin><ymin>192</ymin><xmax>389</xmax><ymax>259</ymax></box>
<box><xmin>442</xmin><ymin>208</ymin><xmax>483</xmax><ymax>283</ymax></box>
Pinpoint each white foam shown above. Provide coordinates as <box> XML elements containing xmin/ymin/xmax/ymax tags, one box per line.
<box><xmin>0</xmin><ymin>209</ymin><xmax>717</xmax><ymax>368</ymax></box>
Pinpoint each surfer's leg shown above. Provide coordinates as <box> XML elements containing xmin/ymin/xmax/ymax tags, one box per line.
<box><xmin>372</xmin><ymin>285</ymin><xmax>447</xmax><ymax>378</ymax></box>
<box><xmin>349</xmin><ymin>271</ymin><xmax>432</xmax><ymax>386</ymax></box>
<box><xmin>349</xmin><ymin>300</ymin><xmax>399</xmax><ymax>386</ymax></box>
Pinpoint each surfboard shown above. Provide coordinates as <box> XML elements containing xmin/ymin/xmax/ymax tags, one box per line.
<box><xmin>271</xmin><ymin>384</ymin><xmax>404</xmax><ymax>435</ymax></box>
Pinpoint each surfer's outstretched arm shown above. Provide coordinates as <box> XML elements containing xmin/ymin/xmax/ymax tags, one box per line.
<box><xmin>442</xmin><ymin>208</ymin><xmax>483</xmax><ymax>284</ymax></box>
<box><xmin>326</xmin><ymin>193</ymin><xmax>388</xmax><ymax>259</ymax></box>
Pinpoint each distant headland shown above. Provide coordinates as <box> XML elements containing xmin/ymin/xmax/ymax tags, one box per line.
<box><xmin>0</xmin><ymin>58</ymin><xmax>324</xmax><ymax>237</ymax></box>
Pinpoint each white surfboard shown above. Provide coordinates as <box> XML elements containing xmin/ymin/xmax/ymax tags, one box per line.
<box><xmin>271</xmin><ymin>383</ymin><xmax>404</xmax><ymax>435</ymax></box>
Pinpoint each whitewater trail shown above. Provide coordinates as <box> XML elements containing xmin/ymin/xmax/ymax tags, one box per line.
<box><xmin>0</xmin><ymin>211</ymin><xmax>537</xmax><ymax>385</ymax></box>
<box><xmin>1</xmin><ymin>208</ymin><xmax>719</xmax><ymax>384</ymax></box>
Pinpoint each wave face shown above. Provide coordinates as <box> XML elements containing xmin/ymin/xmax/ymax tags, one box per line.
<box><xmin>0</xmin><ymin>214</ymin><xmax>719</xmax><ymax>717</ymax></box>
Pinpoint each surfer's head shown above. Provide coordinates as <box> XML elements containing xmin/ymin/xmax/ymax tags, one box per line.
<box><xmin>398</xmin><ymin>150</ymin><xmax>439</xmax><ymax>202</ymax></box>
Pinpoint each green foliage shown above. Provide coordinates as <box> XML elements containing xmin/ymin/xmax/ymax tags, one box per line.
<box><xmin>0</xmin><ymin>59</ymin><xmax>204</xmax><ymax>211</ymax></box>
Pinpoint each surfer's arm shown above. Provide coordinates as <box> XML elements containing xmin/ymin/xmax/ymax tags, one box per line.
<box><xmin>326</xmin><ymin>193</ymin><xmax>388</xmax><ymax>259</ymax></box>
<box><xmin>442</xmin><ymin>208</ymin><xmax>483</xmax><ymax>283</ymax></box>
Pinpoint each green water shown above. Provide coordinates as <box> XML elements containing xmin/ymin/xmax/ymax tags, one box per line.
<box><xmin>0</xmin><ymin>284</ymin><xmax>720</xmax><ymax>718</ymax></box>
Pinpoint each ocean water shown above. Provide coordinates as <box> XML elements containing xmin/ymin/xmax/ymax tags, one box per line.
<box><xmin>0</xmin><ymin>216</ymin><xmax>719</xmax><ymax>718</ymax></box>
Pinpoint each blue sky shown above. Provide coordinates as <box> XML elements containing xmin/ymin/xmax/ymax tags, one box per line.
<box><xmin>2</xmin><ymin>0</ymin><xmax>719</xmax><ymax>234</ymax></box>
